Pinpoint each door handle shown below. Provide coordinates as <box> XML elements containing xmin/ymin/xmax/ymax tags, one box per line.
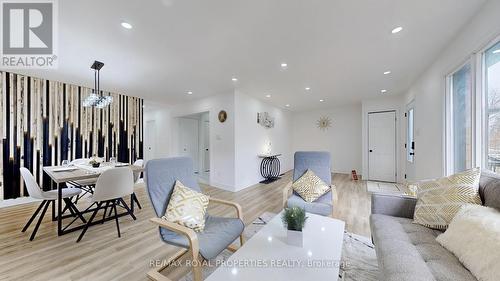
<box><xmin>369</xmin><ymin>150</ymin><xmax>373</xmax><ymax>152</ymax></box>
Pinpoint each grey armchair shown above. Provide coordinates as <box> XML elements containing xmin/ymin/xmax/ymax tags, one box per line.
<box><xmin>283</xmin><ymin>151</ymin><xmax>336</xmax><ymax>217</ymax></box>
<box><xmin>145</xmin><ymin>157</ymin><xmax>244</xmax><ymax>281</ymax></box>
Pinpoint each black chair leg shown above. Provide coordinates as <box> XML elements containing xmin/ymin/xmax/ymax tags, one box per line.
<box><xmin>30</xmin><ymin>201</ymin><xmax>50</xmax><ymax>241</ymax></box>
<box><xmin>119</xmin><ymin>198</ymin><xmax>136</xmax><ymax>220</ymax></box>
<box><xmin>112</xmin><ymin>200</ymin><xmax>121</xmax><ymax>238</ymax></box>
<box><xmin>64</xmin><ymin>198</ymin><xmax>87</xmax><ymax>223</ymax></box>
<box><xmin>77</xmin><ymin>202</ymin><xmax>102</xmax><ymax>243</ymax></box>
<box><xmin>107</xmin><ymin>204</ymin><xmax>114</xmax><ymax>218</ymax></box>
<box><xmin>101</xmin><ymin>201</ymin><xmax>110</xmax><ymax>224</ymax></box>
<box><xmin>22</xmin><ymin>200</ymin><xmax>46</xmax><ymax>232</ymax></box>
<box><xmin>133</xmin><ymin>193</ymin><xmax>141</xmax><ymax>209</ymax></box>
<box><xmin>51</xmin><ymin>201</ymin><xmax>56</xmax><ymax>221</ymax></box>
<box><xmin>61</xmin><ymin>201</ymin><xmax>71</xmax><ymax>215</ymax></box>
<box><xmin>73</xmin><ymin>193</ymin><xmax>81</xmax><ymax>204</ymax></box>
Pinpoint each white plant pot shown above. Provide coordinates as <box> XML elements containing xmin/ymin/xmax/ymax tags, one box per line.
<box><xmin>286</xmin><ymin>229</ymin><xmax>303</xmax><ymax>247</ymax></box>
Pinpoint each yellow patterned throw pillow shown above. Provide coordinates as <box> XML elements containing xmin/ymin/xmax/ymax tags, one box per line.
<box><xmin>292</xmin><ymin>169</ymin><xmax>331</xmax><ymax>203</ymax></box>
<box><xmin>413</xmin><ymin>168</ymin><xmax>482</xmax><ymax>230</ymax></box>
<box><xmin>163</xmin><ymin>181</ymin><xmax>210</xmax><ymax>232</ymax></box>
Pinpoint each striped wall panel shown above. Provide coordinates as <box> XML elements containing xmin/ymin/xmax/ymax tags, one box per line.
<box><xmin>0</xmin><ymin>71</ymin><xmax>143</xmax><ymax>200</ymax></box>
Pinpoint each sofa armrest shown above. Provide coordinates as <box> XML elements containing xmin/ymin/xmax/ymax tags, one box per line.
<box><xmin>371</xmin><ymin>193</ymin><xmax>417</xmax><ymax>219</ymax></box>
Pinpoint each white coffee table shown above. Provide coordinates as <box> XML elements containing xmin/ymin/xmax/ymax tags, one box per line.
<box><xmin>205</xmin><ymin>212</ymin><xmax>345</xmax><ymax>281</ymax></box>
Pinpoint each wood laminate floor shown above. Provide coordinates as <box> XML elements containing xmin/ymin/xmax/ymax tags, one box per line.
<box><xmin>0</xmin><ymin>172</ymin><xmax>371</xmax><ymax>281</ymax></box>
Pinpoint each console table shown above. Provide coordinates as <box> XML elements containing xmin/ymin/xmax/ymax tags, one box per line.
<box><xmin>258</xmin><ymin>154</ymin><xmax>281</xmax><ymax>184</ymax></box>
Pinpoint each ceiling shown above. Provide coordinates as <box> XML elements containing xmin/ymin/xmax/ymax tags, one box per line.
<box><xmin>16</xmin><ymin>0</ymin><xmax>488</xmax><ymax>111</ymax></box>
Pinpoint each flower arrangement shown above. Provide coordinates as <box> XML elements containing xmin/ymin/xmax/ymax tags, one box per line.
<box><xmin>281</xmin><ymin>207</ymin><xmax>308</xmax><ymax>231</ymax></box>
<box><xmin>89</xmin><ymin>156</ymin><xmax>100</xmax><ymax>168</ymax></box>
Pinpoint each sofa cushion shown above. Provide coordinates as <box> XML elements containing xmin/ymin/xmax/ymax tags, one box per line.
<box><xmin>478</xmin><ymin>170</ymin><xmax>500</xmax><ymax>210</ymax></box>
<box><xmin>370</xmin><ymin>214</ymin><xmax>477</xmax><ymax>281</ymax></box>
<box><xmin>287</xmin><ymin>191</ymin><xmax>332</xmax><ymax>216</ymax></box>
<box><xmin>160</xmin><ymin>215</ymin><xmax>244</xmax><ymax>260</ymax></box>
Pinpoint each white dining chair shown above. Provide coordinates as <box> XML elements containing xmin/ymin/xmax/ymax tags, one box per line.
<box><xmin>130</xmin><ymin>159</ymin><xmax>144</xmax><ymax>211</ymax></box>
<box><xmin>76</xmin><ymin>167</ymin><xmax>136</xmax><ymax>242</ymax></box>
<box><xmin>133</xmin><ymin>159</ymin><xmax>144</xmax><ymax>183</ymax></box>
<box><xmin>20</xmin><ymin>167</ymin><xmax>84</xmax><ymax>241</ymax></box>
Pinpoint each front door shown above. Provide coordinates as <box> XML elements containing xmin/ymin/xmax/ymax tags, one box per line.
<box><xmin>368</xmin><ymin>111</ymin><xmax>396</xmax><ymax>182</ymax></box>
<box><xmin>406</xmin><ymin>101</ymin><xmax>416</xmax><ymax>180</ymax></box>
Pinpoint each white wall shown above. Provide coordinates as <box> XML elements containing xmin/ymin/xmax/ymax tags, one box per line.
<box><xmin>143</xmin><ymin>102</ymin><xmax>172</xmax><ymax>160</ymax></box>
<box><xmin>234</xmin><ymin>92</ymin><xmax>293</xmax><ymax>190</ymax></box>
<box><xmin>361</xmin><ymin>96</ymin><xmax>405</xmax><ymax>182</ymax></box>
<box><xmin>403</xmin><ymin>0</ymin><xmax>500</xmax><ymax>180</ymax></box>
<box><xmin>292</xmin><ymin>104</ymin><xmax>362</xmax><ymax>175</ymax></box>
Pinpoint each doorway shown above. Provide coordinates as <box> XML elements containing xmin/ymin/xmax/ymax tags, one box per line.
<box><xmin>406</xmin><ymin>101</ymin><xmax>416</xmax><ymax>180</ymax></box>
<box><xmin>368</xmin><ymin>111</ymin><xmax>397</xmax><ymax>182</ymax></box>
<box><xmin>145</xmin><ymin>120</ymin><xmax>156</xmax><ymax>162</ymax></box>
<box><xmin>177</xmin><ymin>112</ymin><xmax>210</xmax><ymax>183</ymax></box>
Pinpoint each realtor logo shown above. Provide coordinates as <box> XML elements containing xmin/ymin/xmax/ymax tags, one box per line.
<box><xmin>1</xmin><ymin>0</ymin><xmax>58</xmax><ymax>68</ymax></box>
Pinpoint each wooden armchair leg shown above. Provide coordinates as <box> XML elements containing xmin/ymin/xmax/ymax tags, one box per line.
<box><xmin>191</xmin><ymin>251</ymin><xmax>202</xmax><ymax>281</ymax></box>
<box><xmin>146</xmin><ymin>248</ymin><xmax>187</xmax><ymax>281</ymax></box>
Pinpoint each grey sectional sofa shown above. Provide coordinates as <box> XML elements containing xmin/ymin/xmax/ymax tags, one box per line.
<box><xmin>370</xmin><ymin>170</ymin><xmax>500</xmax><ymax>281</ymax></box>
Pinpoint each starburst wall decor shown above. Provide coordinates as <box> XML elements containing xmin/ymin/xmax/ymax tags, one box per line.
<box><xmin>317</xmin><ymin>116</ymin><xmax>332</xmax><ymax>131</ymax></box>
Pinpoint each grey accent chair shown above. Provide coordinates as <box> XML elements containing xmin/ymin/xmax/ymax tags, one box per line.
<box><xmin>145</xmin><ymin>157</ymin><xmax>245</xmax><ymax>281</ymax></box>
<box><xmin>283</xmin><ymin>151</ymin><xmax>336</xmax><ymax>217</ymax></box>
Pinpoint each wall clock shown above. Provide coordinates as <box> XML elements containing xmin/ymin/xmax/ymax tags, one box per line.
<box><xmin>317</xmin><ymin>116</ymin><xmax>332</xmax><ymax>131</ymax></box>
<box><xmin>218</xmin><ymin>110</ymin><xmax>227</xmax><ymax>123</ymax></box>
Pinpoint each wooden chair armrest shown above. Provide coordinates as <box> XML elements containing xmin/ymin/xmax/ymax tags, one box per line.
<box><xmin>209</xmin><ymin>198</ymin><xmax>243</xmax><ymax>220</ymax></box>
<box><xmin>282</xmin><ymin>181</ymin><xmax>293</xmax><ymax>209</ymax></box>
<box><xmin>331</xmin><ymin>185</ymin><xmax>338</xmax><ymax>204</ymax></box>
<box><xmin>150</xmin><ymin>217</ymin><xmax>198</xmax><ymax>246</ymax></box>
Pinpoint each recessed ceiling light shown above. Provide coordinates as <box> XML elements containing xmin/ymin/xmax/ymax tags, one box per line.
<box><xmin>305</xmin><ymin>87</ymin><xmax>311</xmax><ymax>91</ymax></box>
<box><xmin>493</xmin><ymin>49</ymin><xmax>500</xmax><ymax>54</ymax></box>
<box><xmin>280</xmin><ymin>62</ymin><xmax>288</xmax><ymax>69</ymax></box>
<box><xmin>231</xmin><ymin>77</ymin><xmax>238</xmax><ymax>82</ymax></box>
<box><xmin>383</xmin><ymin>71</ymin><xmax>391</xmax><ymax>75</ymax></box>
<box><xmin>381</xmin><ymin>89</ymin><xmax>387</xmax><ymax>93</ymax></box>
<box><xmin>265</xmin><ymin>94</ymin><xmax>271</xmax><ymax>98</ymax></box>
<box><xmin>285</xmin><ymin>104</ymin><xmax>290</xmax><ymax>107</ymax></box>
<box><xmin>187</xmin><ymin>91</ymin><xmax>193</xmax><ymax>95</ymax></box>
<box><xmin>121</xmin><ymin>22</ymin><xmax>133</xmax><ymax>29</ymax></box>
<box><xmin>391</xmin><ymin>26</ymin><xmax>403</xmax><ymax>34</ymax></box>
<box><xmin>319</xmin><ymin>99</ymin><xmax>324</xmax><ymax>102</ymax></box>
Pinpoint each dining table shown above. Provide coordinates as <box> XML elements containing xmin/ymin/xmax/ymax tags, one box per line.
<box><xmin>43</xmin><ymin>162</ymin><xmax>144</xmax><ymax>236</ymax></box>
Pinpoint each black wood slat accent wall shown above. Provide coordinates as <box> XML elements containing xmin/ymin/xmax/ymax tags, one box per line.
<box><xmin>0</xmin><ymin>71</ymin><xmax>143</xmax><ymax>200</ymax></box>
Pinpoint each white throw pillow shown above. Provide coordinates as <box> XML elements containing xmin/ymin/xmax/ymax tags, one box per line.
<box><xmin>292</xmin><ymin>169</ymin><xmax>331</xmax><ymax>203</ymax></box>
<box><xmin>162</xmin><ymin>181</ymin><xmax>209</xmax><ymax>232</ymax></box>
<box><xmin>413</xmin><ymin>168</ymin><xmax>482</xmax><ymax>230</ymax></box>
<box><xmin>436</xmin><ymin>204</ymin><xmax>500</xmax><ymax>281</ymax></box>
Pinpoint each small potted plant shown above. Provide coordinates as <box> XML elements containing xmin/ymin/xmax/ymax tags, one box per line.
<box><xmin>282</xmin><ymin>207</ymin><xmax>308</xmax><ymax>247</ymax></box>
<box><xmin>89</xmin><ymin>157</ymin><xmax>100</xmax><ymax>168</ymax></box>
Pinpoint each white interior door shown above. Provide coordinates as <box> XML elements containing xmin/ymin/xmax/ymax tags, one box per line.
<box><xmin>202</xmin><ymin>119</ymin><xmax>210</xmax><ymax>172</ymax></box>
<box><xmin>145</xmin><ymin>120</ymin><xmax>156</xmax><ymax>162</ymax></box>
<box><xmin>178</xmin><ymin>118</ymin><xmax>200</xmax><ymax>173</ymax></box>
<box><xmin>368</xmin><ymin>111</ymin><xmax>396</xmax><ymax>182</ymax></box>
<box><xmin>406</xmin><ymin>102</ymin><xmax>416</xmax><ymax>180</ymax></box>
